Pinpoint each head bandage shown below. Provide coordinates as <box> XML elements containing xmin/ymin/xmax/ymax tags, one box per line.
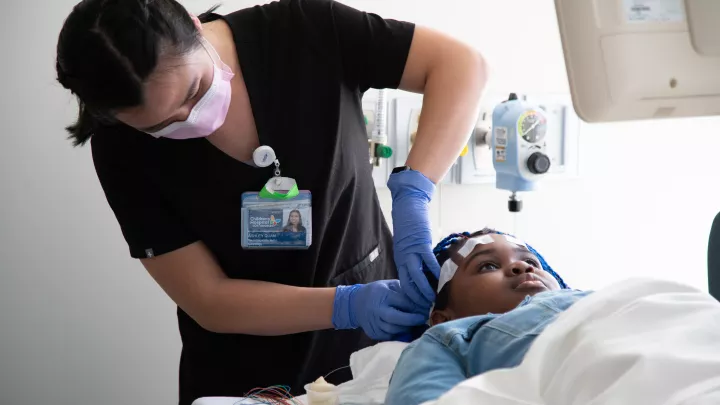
<box><xmin>428</xmin><ymin>231</ymin><xmax>569</xmax><ymax>324</ymax></box>
<box><xmin>456</xmin><ymin>234</ymin><xmax>494</xmax><ymax>258</ymax></box>
<box><xmin>503</xmin><ymin>234</ymin><xmax>527</xmax><ymax>248</ymax></box>
<box><xmin>436</xmin><ymin>234</ymin><xmax>531</xmax><ymax>293</ymax></box>
<box><xmin>436</xmin><ymin>260</ymin><xmax>459</xmax><ymax>294</ymax></box>
<box><xmin>437</xmin><ymin>235</ymin><xmax>494</xmax><ymax>292</ymax></box>
<box><xmin>429</xmin><ymin>230</ymin><xmax>570</xmax><ymax>323</ymax></box>
<box><xmin>429</xmin><ymin>259</ymin><xmax>459</xmax><ymax>323</ymax></box>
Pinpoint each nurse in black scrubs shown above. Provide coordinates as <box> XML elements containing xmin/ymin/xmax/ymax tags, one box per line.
<box><xmin>54</xmin><ymin>0</ymin><xmax>487</xmax><ymax>403</ymax></box>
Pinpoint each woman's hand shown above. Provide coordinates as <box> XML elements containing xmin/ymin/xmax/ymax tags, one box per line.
<box><xmin>383</xmin><ymin>26</ymin><xmax>487</xmax><ymax>310</ymax></box>
<box><xmin>333</xmin><ymin>280</ymin><xmax>427</xmax><ymax>341</ymax></box>
<box><xmin>387</xmin><ymin>169</ymin><xmax>439</xmax><ymax>312</ymax></box>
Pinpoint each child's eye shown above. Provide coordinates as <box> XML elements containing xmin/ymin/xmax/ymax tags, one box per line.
<box><xmin>479</xmin><ymin>263</ymin><xmax>499</xmax><ymax>272</ymax></box>
<box><xmin>525</xmin><ymin>259</ymin><xmax>540</xmax><ymax>267</ymax></box>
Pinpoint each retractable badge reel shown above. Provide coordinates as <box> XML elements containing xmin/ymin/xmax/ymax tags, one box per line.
<box><xmin>240</xmin><ymin>146</ymin><xmax>312</xmax><ymax>250</ymax></box>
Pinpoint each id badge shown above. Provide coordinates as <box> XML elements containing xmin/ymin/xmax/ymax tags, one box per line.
<box><xmin>241</xmin><ymin>178</ymin><xmax>312</xmax><ymax>250</ymax></box>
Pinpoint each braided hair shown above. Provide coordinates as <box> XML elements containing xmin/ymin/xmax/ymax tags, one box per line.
<box><xmin>428</xmin><ymin>228</ymin><xmax>569</xmax><ymax>311</ymax></box>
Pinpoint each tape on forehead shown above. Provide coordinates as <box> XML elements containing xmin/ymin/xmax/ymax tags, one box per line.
<box><xmin>436</xmin><ymin>259</ymin><xmax>459</xmax><ymax>293</ymax></box>
<box><xmin>504</xmin><ymin>235</ymin><xmax>527</xmax><ymax>248</ymax></box>
<box><xmin>456</xmin><ymin>235</ymin><xmax>495</xmax><ymax>258</ymax></box>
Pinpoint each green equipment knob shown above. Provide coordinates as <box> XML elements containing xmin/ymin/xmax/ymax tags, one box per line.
<box><xmin>375</xmin><ymin>144</ymin><xmax>393</xmax><ymax>159</ymax></box>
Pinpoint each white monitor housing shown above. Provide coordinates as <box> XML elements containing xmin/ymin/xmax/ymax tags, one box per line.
<box><xmin>555</xmin><ymin>0</ymin><xmax>720</xmax><ymax>123</ymax></box>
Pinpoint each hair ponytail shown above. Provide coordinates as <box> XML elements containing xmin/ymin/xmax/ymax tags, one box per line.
<box><xmin>64</xmin><ymin>100</ymin><xmax>100</xmax><ymax>147</ymax></box>
<box><xmin>55</xmin><ymin>0</ymin><xmax>219</xmax><ymax>146</ymax></box>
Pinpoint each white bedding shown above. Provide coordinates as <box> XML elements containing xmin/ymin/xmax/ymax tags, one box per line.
<box><xmin>191</xmin><ymin>341</ymin><xmax>408</xmax><ymax>405</ymax></box>
<box><xmin>422</xmin><ymin>278</ymin><xmax>720</xmax><ymax>405</ymax></box>
<box><xmin>196</xmin><ymin>278</ymin><xmax>720</xmax><ymax>405</ymax></box>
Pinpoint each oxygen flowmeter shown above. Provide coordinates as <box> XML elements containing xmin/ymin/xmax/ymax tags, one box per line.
<box><xmin>368</xmin><ymin>89</ymin><xmax>393</xmax><ymax>166</ymax></box>
<box><xmin>490</xmin><ymin>93</ymin><xmax>552</xmax><ymax>212</ymax></box>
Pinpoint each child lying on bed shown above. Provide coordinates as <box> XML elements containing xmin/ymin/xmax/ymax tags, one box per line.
<box><xmin>385</xmin><ymin>228</ymin><xmax>589</xmax><ymax>405</ymax></box>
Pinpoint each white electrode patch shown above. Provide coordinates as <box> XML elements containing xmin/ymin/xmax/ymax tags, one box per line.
<box><xmin>456</xmin><ymin>235</ymin><xmax>495</xmax><ymax>258</ymax></box>
<box><xmin>431</xmin><ymin>233</ymin><xmax>529</xmax><ymax>320</ymax></box>
<box><xmin>504</xmin><ymin>235</ymin><xmax>527</xmax><ymax>248</ymax></box>
<box><xmin>436</xmin><ymin>260</ymin><xmax>459</xmax><ymax>294</ymax></box>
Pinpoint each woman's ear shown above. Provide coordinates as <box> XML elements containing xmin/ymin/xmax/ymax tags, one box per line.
<box><xmin>430</xmin><ymin>309</ymin><xmax>454</xmax><ymax>326</ymax></box>
<box><xmin>189</xmin><ymin>13</ymin><xmax>202</xmax><ymax>31</ymax></box>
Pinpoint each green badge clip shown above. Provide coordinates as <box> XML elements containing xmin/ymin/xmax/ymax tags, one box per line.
<box><xmin>259</xmin><ymin>177</ymin><xmax>299</xmax><ymax>200</ymax></box>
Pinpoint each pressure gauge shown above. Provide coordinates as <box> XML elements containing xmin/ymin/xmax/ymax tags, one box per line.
<box><xmin>517</xmin><ymin>110</ymin><xmax>547</xmax><ymax>144</ymax></box>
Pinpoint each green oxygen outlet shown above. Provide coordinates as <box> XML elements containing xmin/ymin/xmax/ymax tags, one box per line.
<box><xmin>375</xmin><ymin>144</ymin><xmax>393</xmax><ymax>159</ymax></box>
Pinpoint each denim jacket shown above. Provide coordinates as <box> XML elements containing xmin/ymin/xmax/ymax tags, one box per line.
<box><xmin>385</xmin><ymin>289</ymin><xmax>592</xmax><ymax>405</ymax></box>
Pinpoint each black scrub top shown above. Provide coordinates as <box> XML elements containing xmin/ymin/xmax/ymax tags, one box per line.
<box><xmin>89</xmin><ymin>0</ymin><xmax>415</xmax><ymax>403</ymax></box>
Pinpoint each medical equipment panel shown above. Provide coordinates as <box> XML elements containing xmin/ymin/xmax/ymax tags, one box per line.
<box><xmin>458</xmin><ymin>92</ymin><xmax>579</xmax><ymax>188</ymax></box>
<box><xmin>525</xmin><ymin>92</ymin><xmax>580</xmax><ymax>179</ymax></box>
<box><xmin>363</xmin><ymin>95</ymin><xmax>393</xmax><ymax>189</ymax></box>
<box><xmin>492</xmin><ymin>93</ymin><xmax>554</xmax><ymax>212</ymax></box>
<box><xmin>391</xmin><ymin>96</ymin><xmax>459</xmax><ymax>184</ymax></box>
<box><xmin>555</xmin><ymin>0</ymin><xmax>720</xmax><ymax>123</ymax></box>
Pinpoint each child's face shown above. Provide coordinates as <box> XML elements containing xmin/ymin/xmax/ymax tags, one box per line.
<box><xmin>432</xmin><ymin>234</ymin><xmax>561</xmax><ymax>324</ymax></box>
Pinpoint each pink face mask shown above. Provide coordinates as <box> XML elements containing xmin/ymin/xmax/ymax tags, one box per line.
<box><xmin>147</xmin><ymin>38</ymin><xmax>235</xmax><ymax>140</ymax></box>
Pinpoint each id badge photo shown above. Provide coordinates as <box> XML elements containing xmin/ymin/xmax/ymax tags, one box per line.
<box><xmin>241</xmin><ymin>156</ymin><xmax>312</xmax><ymax>250</ymax></box>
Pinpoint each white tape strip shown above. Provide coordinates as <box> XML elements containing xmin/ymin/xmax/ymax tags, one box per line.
<box><xmin>456</xmin><ymin>235</ymin><xmax>495</xmax><ymax>258</ymax></box>
<box><xmin>504</xmin><ymin>235</ymin><xmax>527</xmax><ymax>248</ymax></box>
<box><xmin>436</xmin><ymin>260</ymin><xmax>458</xmax><ymax>293</ymax></box>
<box><xmin>431</xmin><ymin>234</ymin><xmax>499</xmax><ymax>319</ymax></box>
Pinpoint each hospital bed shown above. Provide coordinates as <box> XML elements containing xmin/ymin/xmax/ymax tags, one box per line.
<box><xmin>192</xmin><ymin>278</ymin><xmax>720</xmax><ymax>405</ymax></box>
<box><xmin>191</xmin><ymin>217</ymin><xmax>720</xmax><ymax>405</ymax></box>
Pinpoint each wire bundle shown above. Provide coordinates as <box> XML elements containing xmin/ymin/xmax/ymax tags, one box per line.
<box><xmin>235</xmin><ymin>385</ymin><xmax>302</xmax><ymax>405</ymax></box>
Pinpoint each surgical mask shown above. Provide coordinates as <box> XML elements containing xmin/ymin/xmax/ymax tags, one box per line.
<box><xmin>147</xmin><ymin>37</ymin><xmax>235</xmax><ymax>140</ymax></box>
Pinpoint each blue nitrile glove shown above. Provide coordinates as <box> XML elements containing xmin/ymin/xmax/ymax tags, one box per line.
<box><xmin>332</xmin><ymin>280</ymin><xmax>427</xmax><ymax>341</ymax></box>
<box><xmin>387</xmin><ymin>169</ymin><xmax>439</xmax><ymax>311</ymax></box>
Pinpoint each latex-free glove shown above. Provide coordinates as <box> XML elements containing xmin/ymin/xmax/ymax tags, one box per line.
<box><xmin>387</xmin><ymin>169</ymin><xmax>439</xmax><ymax>310</ymax></box>
<box><xmin>332</xmin><ymin>280</ymin><xmax>427</xmax><ymax>341</ymax></box>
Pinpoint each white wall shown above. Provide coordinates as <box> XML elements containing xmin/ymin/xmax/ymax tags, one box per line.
<box><xmin>1</xmin><ymin>1</ymin><xmax>718</xmax><ymax>404</ymax></box>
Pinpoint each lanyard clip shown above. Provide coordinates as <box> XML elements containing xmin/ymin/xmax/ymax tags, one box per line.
<box><xmin>274</xmin><ymin>159</ymin><xmax>281</xmax><ymax>180</ymax></box>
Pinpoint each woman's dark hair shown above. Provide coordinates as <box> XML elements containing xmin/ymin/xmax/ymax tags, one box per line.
<box><xmin>55</xmin><ymin>0</ymin><xmax>220</xmax><ymax>146</ymax></box>
<box><xmin>427</xmin><ymin>228</ymin><xmax>569</xmax><ymax>312</ymax></box>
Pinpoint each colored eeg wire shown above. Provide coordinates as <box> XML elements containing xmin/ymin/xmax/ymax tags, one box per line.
<box><xmin>323</xmin><ymin>364</ymin><xmax>350</xmax><ymax>380</ymax></box>
<box><xmin>235</xmin><ymin>365</ymin><xmax>350</xmax><ymax>405</ymax></box>
<box><xmin>235</xmin><ymin>385</ymin><xmax>302</xmax><ymax>405</ymax></box>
